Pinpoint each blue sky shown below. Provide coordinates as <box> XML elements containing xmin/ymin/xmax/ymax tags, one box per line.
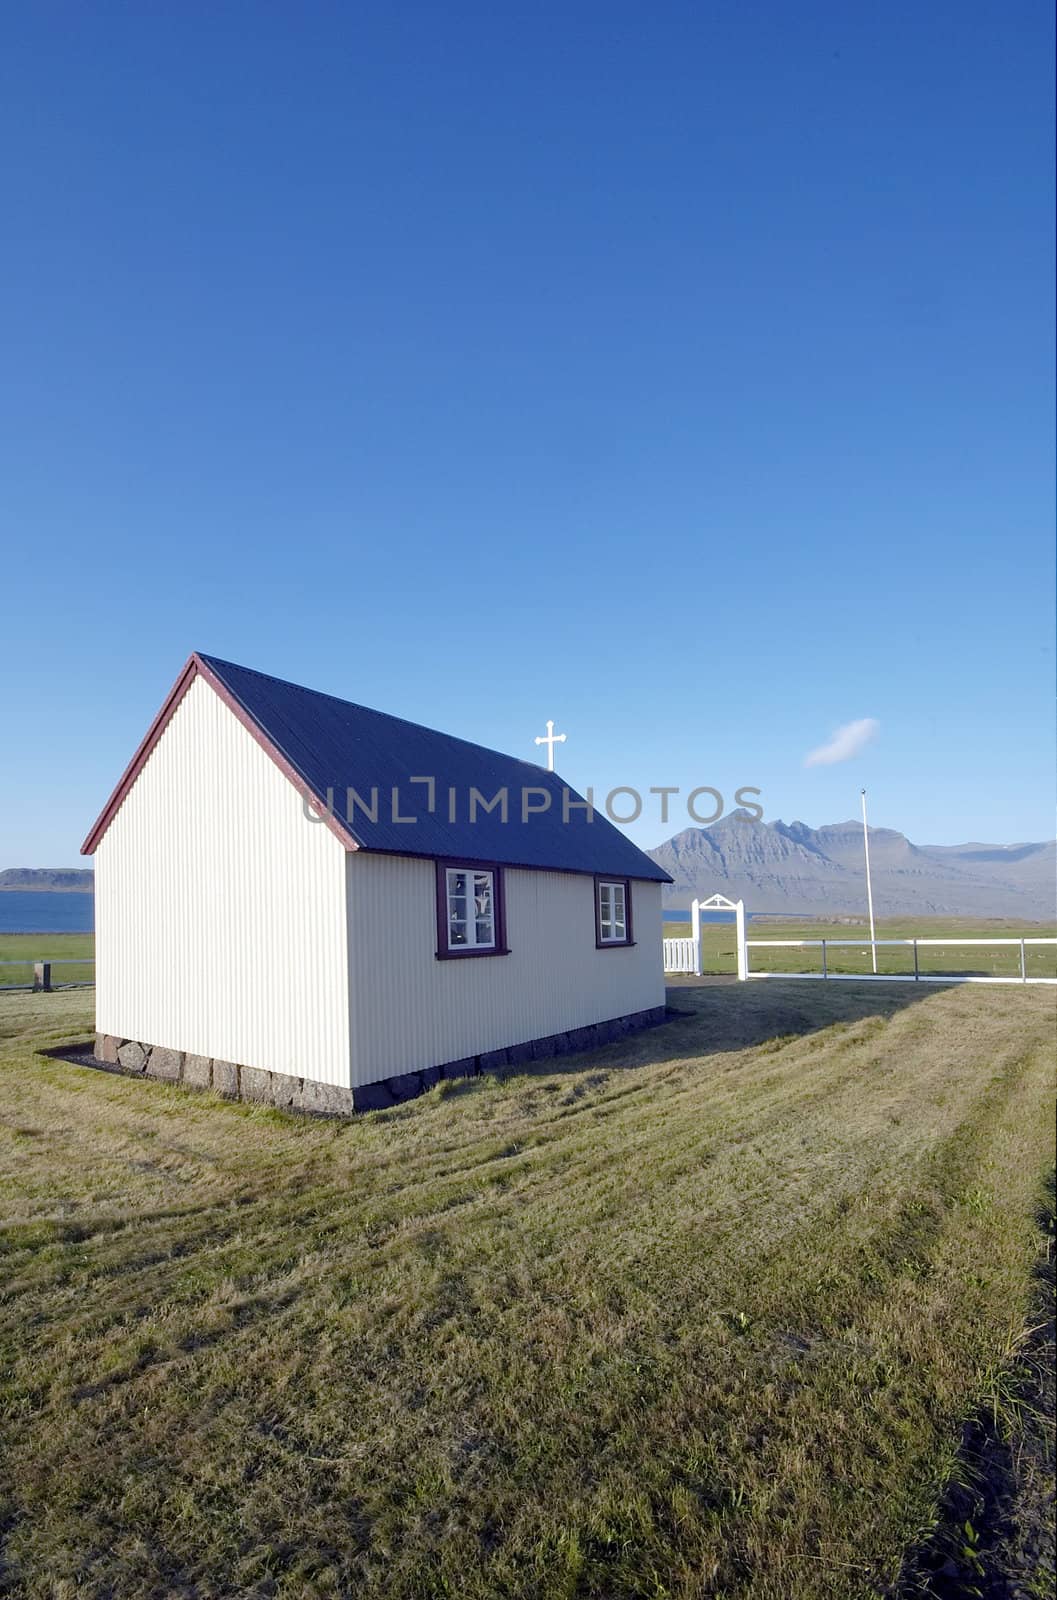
<box><xmin>2</xmin><ymin>1</ymin><xmax>1054</xmax><ymax>863</ymax></box>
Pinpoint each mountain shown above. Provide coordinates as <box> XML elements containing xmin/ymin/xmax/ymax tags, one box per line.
<box><xmin>648</xmin><ymin>815</ymin><xmax>1056</xmax><ymax>920</ymax></box>
<box><xmin>0</xmin><ymin>868</ymin><xmax>94</xmax><ymax>893</ymax></box>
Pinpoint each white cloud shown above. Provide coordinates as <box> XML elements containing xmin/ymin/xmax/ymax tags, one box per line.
<box><xmin>804</xmin><ymin>718</ymin><xmax>879</xmax><ymax>767</ymax></box>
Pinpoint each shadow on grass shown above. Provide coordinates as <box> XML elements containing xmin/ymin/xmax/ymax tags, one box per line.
<box><xmin>435</xmin><ymin>977</ymin><xmax>955</xmax><ymax>1105</ymax></box>
<box><xmin>891</xmin><ymin>1169</ymin><xmax>1056</xmax><ymax>1600</ymax></box>
<box><xmin>631</xmin><ymin>976</ymin><xmax>940</xmax><ymax>1057</ymax></box>
<box><xmin>658</xmin><ymin>975</ymin><xmax>946</xmax><ymax>1053</ymax></box>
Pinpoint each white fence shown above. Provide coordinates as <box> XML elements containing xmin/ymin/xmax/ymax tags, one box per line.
<box><xmin>663</xmin><ymin>901</ymin><xmax>1057</xmax><ymax>986</ymax></box>
<box><xmin>745</xmin><ymin>937</ymin><xmax>1057</xmax><ymax>985</ymax></box>
<box><xmin>661</xmin><ymin>936</ymin><xmax>698</xmax><ymax>974</ymax></box>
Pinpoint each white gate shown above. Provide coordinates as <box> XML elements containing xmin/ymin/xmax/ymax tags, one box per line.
<box><xmin>663</xmin><ymin>895</ymin><xmax>747</xmax><ymax>978</ymax></box>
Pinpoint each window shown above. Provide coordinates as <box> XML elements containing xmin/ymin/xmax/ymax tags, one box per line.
<box><xmin>435</xmin><ymin>862</ymin><xmax>508</xmax><ymax>959</ymax></box>
<box><xmin>595</xmin><ymin>877</ymin><xmax>634</xmax><ymax>947</ymax></box>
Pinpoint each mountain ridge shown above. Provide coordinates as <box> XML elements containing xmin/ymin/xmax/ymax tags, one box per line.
<box><xmin>647</xmin><ymin>815</ymin><xmax>1056</xmax><ymax>919</ymax></box>
<box><xmin>0</xmin><ymin>869</ymin><xmax>95</xmax><ymax>893</ymax></box>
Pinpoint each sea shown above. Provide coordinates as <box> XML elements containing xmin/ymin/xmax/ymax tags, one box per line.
<box><xmin>664</xmin><ymin>908</ymin><xmax>743</xmax><ymax>924</ymax></box>
<box><xmin>0</xmin><ymin>892</ymin><xmax>95</xmax><ymax>934</ymax></box>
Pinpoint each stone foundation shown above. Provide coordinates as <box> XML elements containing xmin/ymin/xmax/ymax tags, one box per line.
<box><xmin>93</xmin><ymin>1004</ymin><xmax>669</xmax><ymax>1118</ymax></box>
<box><xmin>94</xmin><ymin>1033</ymin><xmax>356</xmax><ymax>1115</ymax></box>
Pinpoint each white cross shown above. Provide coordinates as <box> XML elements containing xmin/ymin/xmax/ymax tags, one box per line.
<box><xmin>534</xmin><ymin>719</ymin><xmax>567</xmax><ymax>771</ymax></box>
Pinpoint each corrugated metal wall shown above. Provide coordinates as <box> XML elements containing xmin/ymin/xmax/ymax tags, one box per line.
<box><xmin>95</xmin><ymin>676</ymin><xmax>351</xmax><ymax>1085</ymax></box>
<box><xmin>346</xmin><ymin>854</ymin><xmax>665</xmax><ymax>1085</ymax></box>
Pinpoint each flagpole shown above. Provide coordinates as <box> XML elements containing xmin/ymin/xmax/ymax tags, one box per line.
<box><xmin>861</xmin><ymin>788</ymin><xmax>877</xmax><ymax>973</ymax></box>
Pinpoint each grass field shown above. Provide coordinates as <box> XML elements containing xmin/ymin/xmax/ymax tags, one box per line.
<box><xmin>664</xmin><ymin>917</ymin><xmax>1057</xmax><ymax>981</ymax></box>
<box><xmin>0</xmin><ymin>932</ymin><xmax>95</xmax><ymax>990</ymax></box>
<box><xmin>0</xmin><ymin>981</ymin><xmax>1054</xmax><ymax>1598</ymax></box>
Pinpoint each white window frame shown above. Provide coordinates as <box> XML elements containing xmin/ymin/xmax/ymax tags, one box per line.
<box><xmin>596</xmin><ymin>878</ymin><xmax>631</xmax><ymax>945</ymax></box>
<box><xmin>444</xmin><ymin>865</ymin><xmax>497</xmax><ymax>952</ymax></box>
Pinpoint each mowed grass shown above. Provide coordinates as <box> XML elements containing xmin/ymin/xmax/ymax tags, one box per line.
<box><xmin>0</xmin><ymin>982</ymin><xmax>1054</xmax><ymax>1599</ymax></box>
<box><xmin>665</xmin><ymin>917</ymin><xmax>1057</xmax><ymax>980</ymax></box>
<box><xmin>0</xmin><ymin>932</ymin><xmax>95</xmax><ymax>991</ymax></box>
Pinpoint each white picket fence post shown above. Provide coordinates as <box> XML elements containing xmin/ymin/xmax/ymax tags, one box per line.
<box><xmin>690</xmin><ymin>898</ymin><xmax>702</xmax><ymax>976</ymax></box>
<box><xmin>735</xmin><ymin>900</ymin><xmax>747</xmax><ymax>981</ymax></box>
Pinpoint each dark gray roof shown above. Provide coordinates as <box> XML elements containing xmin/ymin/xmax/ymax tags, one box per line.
<box><xmin>200</xmin><ymin>655</ymin><xmax>670</xmax><ymax>882</ymax></box>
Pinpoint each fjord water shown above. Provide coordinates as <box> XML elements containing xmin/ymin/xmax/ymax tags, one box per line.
<box><xmin>0</xmin><ymin>893</ymin><xmax>94</xmax><ymax>933</ymax></box>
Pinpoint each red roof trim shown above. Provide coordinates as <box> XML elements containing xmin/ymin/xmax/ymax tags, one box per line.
<box><xmin>80</xmin><ymin>653</ymin><xmax>360</xmax><ymax>856</ymax></box>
